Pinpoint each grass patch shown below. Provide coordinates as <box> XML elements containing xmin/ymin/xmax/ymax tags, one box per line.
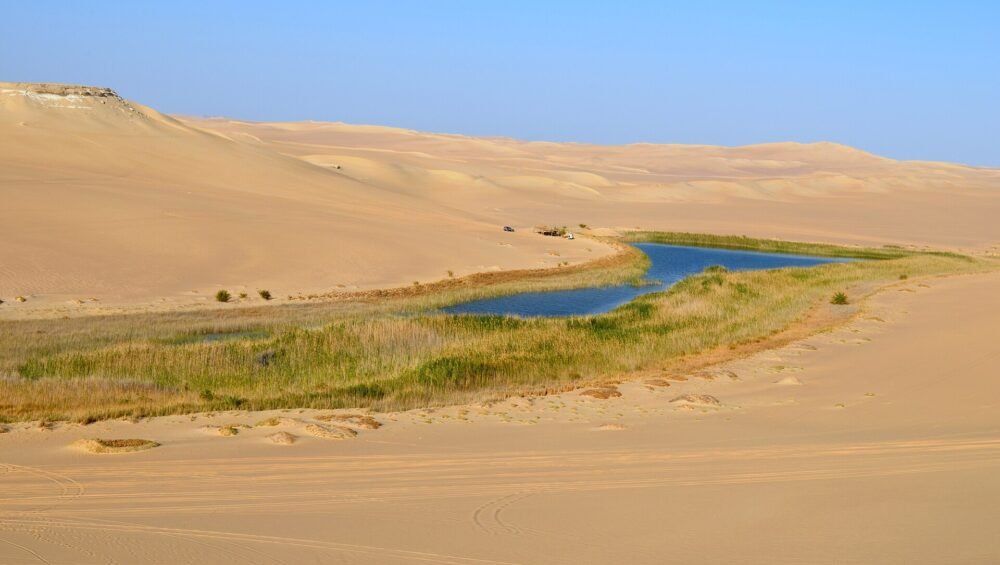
<box><xmin>73</xmin><ymin>438</ymin><xmax>159</xmax><ymax>454</ymax></box>
<box><xmin>622</xmin><ymin>231</ymin><xmax>955</xmax><ymax>260</ymax></box>
<box><xmin>0</xmin><ymin>233</ymin><xmax>994</xmax><ymax>422</ymax></box>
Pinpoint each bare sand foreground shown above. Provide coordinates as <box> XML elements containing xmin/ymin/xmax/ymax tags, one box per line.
<box><xmin>2</xmin><ymin>271</ymin><xmax>998</xmax><ymax>564</ymax></box>
<box><xmin>2</xmin><ymin>83</ymin><xmax>999</xmax><ymax>318</ymax></box>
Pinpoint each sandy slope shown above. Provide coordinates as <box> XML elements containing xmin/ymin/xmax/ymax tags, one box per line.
<box><xmin>0</xmin><ymin>83</ymin><xmax>605</xmax><ymax>316</ymax></box>
<box><xmin>2</xmin><ymin>82</ymin><xmax>998</xmax><ymax>317</ymax></box>
<box><xmin>187</xmin><ymin>119</ymin><xmax>1000</xmax><ymax>250</ymax></box>
<box><xmin>2</xmin><ymin>271</ymin><xmax>998</xmax><ymax>564</ymax></box>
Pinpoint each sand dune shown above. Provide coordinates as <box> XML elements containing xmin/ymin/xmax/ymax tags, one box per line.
<box><xmin>2</xmin><ymin>271</ymin><xmax>998</xmax><ymax>563</ymax></box>
<box><xmin>188</xmin><ymin>118</ymin><xmax>1000</xmax><ymax>254</ymax></box>
<box><xmin>0</xmin><ymin>83</ymin><xmax>603</xmax><ymax>315</ymax></box>
<box><xmin>2</xmin><ymin>82</ymin><xmax>998</xmax><ymax>317</ymax></box>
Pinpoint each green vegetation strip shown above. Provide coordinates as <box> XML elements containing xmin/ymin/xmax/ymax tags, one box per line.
<box><xmin>0</xmin><ymin>233</ymin><xmax>994</xmax><ymax>422</ymax></box>
<box><xmin>622</xmin><ymin>231</ymin><xmax>971</xmax><ymax>261</ymax></box>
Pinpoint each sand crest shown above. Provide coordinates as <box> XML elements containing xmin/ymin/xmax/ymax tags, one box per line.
<box><xmin>266</xmin><ymin>431</ymin><xmax>298</xmax><ymax>445</ymax></box>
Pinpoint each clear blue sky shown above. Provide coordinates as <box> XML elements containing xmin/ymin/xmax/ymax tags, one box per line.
<box><xmin>2</xmin><ymin>1</ymin><xmax>998</xmax><ymax>166</ymax></box>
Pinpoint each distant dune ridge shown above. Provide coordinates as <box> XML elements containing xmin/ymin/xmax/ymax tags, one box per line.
<box><xmin>2</xmin><ymin>82</ymin><xmax>998</xmax><ymax>314</ymax></box>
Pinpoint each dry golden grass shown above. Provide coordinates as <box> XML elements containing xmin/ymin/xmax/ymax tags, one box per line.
<box><xmin>580</xmin><ymin>387</ymin><xmax>623</xmax><ymax>400</ymax></box>
<box><xmin>303</xmin><ymin>423</ymin><xmax>357</xmax><ymax>440</ymax></box>
<box><xmin>73</xmin><ymin>438</ymin><xmax>159</xmax><ymax>454</ymax></box>
<box><xmin>314</xmin><ymin>414</ymin><xmax>382</xmax><ymax>429</ymax></box>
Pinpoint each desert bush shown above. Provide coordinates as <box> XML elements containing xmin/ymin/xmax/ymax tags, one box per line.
<box><xmin>831</xmin><ymin>291</ymin><xmax>849</xmax><ymax>305</ymax></box>
<box><xmin>258</xmin><ymin>289</ymin><xmax>272</xmax><ymax>300</ymax></box>
<box><xmin>215</xmin><ymin>290</ymin><xmax>231</xmax><ymax>303</ymax></box>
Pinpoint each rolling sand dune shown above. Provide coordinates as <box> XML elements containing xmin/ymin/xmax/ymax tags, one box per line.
<box><xmin>2</xmin><ymin>83</ymin><xmax>998</xmax><ymax>317</ymax></box>
<box><xmin>0</xmin><ymin>83</ymin><xmax>604</xmax><ymax>316</ymax></box>
<box><xmin>188</xmin><ymin>118</ymin><xmax>1000</xmax><ymax>250</ymax></box>
<box><xmin>2</xmin><ymin>271</ymin><xmax>998</xmax><ymax>563</ymax></box>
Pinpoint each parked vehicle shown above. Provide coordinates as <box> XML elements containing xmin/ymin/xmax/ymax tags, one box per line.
<box><xmin>503</xmin><ymin>226</ymin><xmax>515</xmax><ymax>232</ymax></box>
<box><xmin>565</xmin><ymin>232</ymin><xmax>575</xmax><ymax>240</ymax></box>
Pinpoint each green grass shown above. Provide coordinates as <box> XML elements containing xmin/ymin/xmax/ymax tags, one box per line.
<box><xmin>622</xmin><ymin>231</ymin><xmax>970</xmax><ymax>261</ymax></box>
<box><xmin>0</xmin><ymin>233</ymin><xmax>994</xmax><ymax>422</ymax></box>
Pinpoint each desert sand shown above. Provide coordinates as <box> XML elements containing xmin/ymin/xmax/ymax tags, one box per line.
<box><xmin>3</xmin><ymin>83</ymin><xmax>1000</xmax><ymax>563</ymax></box>
<box><xmin>2</xmin><ymin>271</ymin><xmax>999</xmax><ymax>563</ymax></box>
<box><xmin>2</xmin><ymin>83</ymin><xmax>998</xmax><ymax>317</ymax></box>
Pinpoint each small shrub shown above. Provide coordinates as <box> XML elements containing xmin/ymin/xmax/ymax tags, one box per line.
<box><xmin>447</xmin><ymin>270</ymin><xmax>454</xmax><ymax>278</ymax></box>
<box><xmin>579</xmin><ymin>223</ymin><xmax>589</xmax><ymax>229</ymax></box>
<box><xmin>199</xmin><ymin>389</ymin><xmax>215</xmax><ymax>401</ymax></box>
<box><xmin>257</xmin><ymin>289</ymin><xmax>272</xmax><ymax>300</ymax></box>
<box><xmin>215</xmin><ymin>290</ymin><xmax>231</xmax><ymax>303</ymax></box>
<box><xmin>899</xmin><ymin>274</ymin><xmax>908</xmax><ymax>280</ymax></box>
<box><xmin>831</xmin><ymin>292</ymin><xmax>849</xmax><ymax>305</ymax></box>
<box><xmin>238</xmin><ymin>292</ymin><xmax>248</xmax><ymax>299</ymax></box>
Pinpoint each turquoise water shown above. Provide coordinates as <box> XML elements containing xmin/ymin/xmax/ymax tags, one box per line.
<box><xmin>442</xmin><ymin>243</ymin><xmax>849</xmax><ymax>317</ymax></box>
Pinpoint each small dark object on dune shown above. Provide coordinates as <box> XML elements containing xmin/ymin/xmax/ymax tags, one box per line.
<box><xmin>831</xmin><ymin>291</ymin><xmax>849</xmax><ymax>305</ymax></box>
<box><xmin>215</xmin><ymin>290</ymin><xmax>231</xmax><ymax>303</ymax></box>
<box><xmin>258</xmin><ymin>289</ymin><xmax>272</xmax><ymax>300</ymax></box>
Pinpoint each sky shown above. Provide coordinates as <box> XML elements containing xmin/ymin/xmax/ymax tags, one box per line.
<box><xmin>1</xmin><ymin>1</ymin><xmax>998</xmax><ymax>166</ymax></box>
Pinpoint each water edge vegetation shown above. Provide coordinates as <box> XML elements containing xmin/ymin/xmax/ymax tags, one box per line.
<box><xmin>1</xmin><ymin>232</ymin><xmax>994</xmax><ymax>422</ymax></box>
